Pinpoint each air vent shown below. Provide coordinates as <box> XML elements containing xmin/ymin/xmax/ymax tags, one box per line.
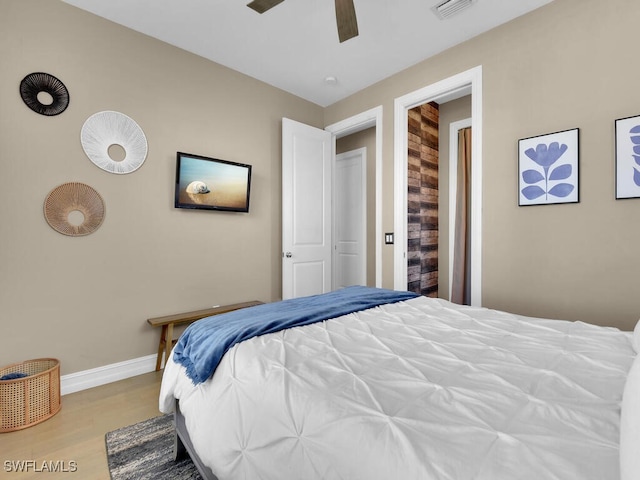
<box><xmin>432</xmin><ymin>0</ymin><xmax>476</xmax><ymax>19</ymax></box>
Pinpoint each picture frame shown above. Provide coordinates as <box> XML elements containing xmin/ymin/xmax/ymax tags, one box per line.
<box><xmin>615</xmin><ymin>114</ymin><xmax>640</xmax><ymax>199</ymax></box>
<box><xmin>518</xmin><ymin>128</ymin><xmax>579</xmax><ymax>206</ymax></box>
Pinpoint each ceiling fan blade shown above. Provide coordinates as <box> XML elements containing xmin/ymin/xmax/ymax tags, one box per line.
<box><xmin>335</xmin><ymin>0</ymin><xmax>359</xmax><ymax>43</ymax></box>
<box><xmin>247</xmin><ymin>0</ymin><xmax>285</xmax><ymax>14</ymax></box>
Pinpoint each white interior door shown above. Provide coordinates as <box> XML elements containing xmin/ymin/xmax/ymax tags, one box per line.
<box><xmin>334</xmin><ymin>148</ymin><xmax>366</xmax><ymax>289</ymax></box>
<box><xmin>282</xmin><ymin>118</ymin><xmax>332</xmax><ymax>300</ymax></box>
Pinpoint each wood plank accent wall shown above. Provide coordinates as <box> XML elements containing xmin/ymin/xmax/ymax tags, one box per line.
<box><xmin>407</xmin><ymin>102</ymin><xmax>439</xmax><ymax>297</ymax></box>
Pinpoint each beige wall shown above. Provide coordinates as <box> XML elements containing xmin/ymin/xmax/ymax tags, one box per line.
<box><xmin>325</xmin><ymin>0</ymin><xmax>640</xmax><ymax>330</ymax></box>
<box><xmin>336</xmin><ymin>128</ymin><xmax>376</xmax><ymax>287</ymax></box>
<box><xmin>0</xmin><ymin>0</ymin><xmax>323</xmax><ymax>374</ymax></box>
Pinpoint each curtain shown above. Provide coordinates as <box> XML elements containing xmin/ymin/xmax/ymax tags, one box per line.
<box><xmin>451</xmin><ymin>127</ymin><xmax>471</xmax><ymax>305</ymax></box>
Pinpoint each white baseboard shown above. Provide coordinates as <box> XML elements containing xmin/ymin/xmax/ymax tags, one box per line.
<box><xmin>61</xmin><ymin>354</ymin><xmax>157</xmax><ymax>396</ymax></box>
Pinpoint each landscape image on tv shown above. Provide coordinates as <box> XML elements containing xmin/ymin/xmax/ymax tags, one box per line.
<box><xmin>175</xmin><ymin>153</ymin><xmax>251</xmax><ymax>212</ymax></box>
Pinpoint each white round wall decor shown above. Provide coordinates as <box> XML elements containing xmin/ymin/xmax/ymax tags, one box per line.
<box><xmin>81</xmin><ymin>110</ymin><xmax>148</xmax><ymax>174</ymax></box>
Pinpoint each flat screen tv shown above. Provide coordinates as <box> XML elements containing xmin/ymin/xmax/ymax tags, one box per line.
<box><xmin>175</xmin><ymin>152</ymin><xmax>252</xmax><ymax>213</ymax></box>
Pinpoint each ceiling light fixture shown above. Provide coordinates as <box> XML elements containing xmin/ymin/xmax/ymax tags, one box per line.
<box><xmin>432</xmin><ymin>0</ymin><xmax>476</xmax><ymax>19</ymax></box>
<box><xmin>324</xmin><ymin>76</ymin><xmax>338</xmax><ymax>85</ymax></box>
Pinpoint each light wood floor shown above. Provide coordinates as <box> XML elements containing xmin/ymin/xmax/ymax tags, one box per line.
<box><xmin>0</xmin><ymin>371</ymin><xmax>164</xmax><ymax>480</ymax></box>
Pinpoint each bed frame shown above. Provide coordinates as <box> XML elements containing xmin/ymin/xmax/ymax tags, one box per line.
<box><xmin>173</xmin><ymin>399</ymin><xmax>218</xmax><ymax>480</ymax></box>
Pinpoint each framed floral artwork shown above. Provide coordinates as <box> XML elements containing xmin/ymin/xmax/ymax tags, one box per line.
<box><xmin>518</xmin><ymin>128</ymin><xmax>579</xmax><ymax>206</ymax></box>
<box><xmin>615</xmin><ymin>114</ymin><xmax>640</xmax><ymax>199</ymax></box>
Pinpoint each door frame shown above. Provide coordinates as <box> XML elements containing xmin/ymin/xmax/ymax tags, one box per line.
<box><xmin>393</xmin><ymin>66</ymin><xmax>483</xmax><ymax>306</ymax></box>
<box><xmin>448</xmin><ymin>117</ymin><xmax>472</xmax><ymax>301</ymax></box>
<box><xmin>333</xmin><ymin>147</ymin><xmax>367</xmax><ymax>289</ymax></box>
<box><xmin>326</xmin><ymin>106</ymin><xmax>383</xmax><ymax>288</ymax></box>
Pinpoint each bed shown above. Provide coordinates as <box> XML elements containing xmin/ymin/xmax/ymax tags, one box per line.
<box><xmin>159</xmin><ymin>286</ymin><xmax>640</xmax><ymax>480</ymax></box>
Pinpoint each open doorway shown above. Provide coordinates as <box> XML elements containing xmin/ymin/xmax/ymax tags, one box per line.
<box><xmin>326</xmin><ymin>106</ymin><xmax>383</xmax><ymax>289</ymax></box>
<box><xmin>335</xmin><ymin>135</ymin><xmax>376</xmax><ymax>288</ymax></box>
<box><xmin>393</xmin><ymin>66</ymin><xmax>483</xmax><ymax>306</ymax></box>
<box><xmin>404</xmin><ymin>97</ymin><xmax>471</xmax><ymax>300</ymax></box>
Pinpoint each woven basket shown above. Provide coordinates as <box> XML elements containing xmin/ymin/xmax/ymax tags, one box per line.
<box><xmin>0</xmin><ymin>358</ymin><xmax>61</xmax><ymax>433</ymax></box>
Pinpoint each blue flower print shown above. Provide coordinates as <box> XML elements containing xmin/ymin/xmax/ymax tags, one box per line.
<box><xmin>521</xmin><ymin>141</ymin><xmax>574</xmax><ymax>201</ymax></box>
<box><xmin>629</xmin><ymin>125</ymin><xmax>640</xmax><ymax>187</ymax></box>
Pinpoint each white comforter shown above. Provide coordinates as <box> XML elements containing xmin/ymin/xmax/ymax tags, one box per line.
<box><xmin>159</xmin><ymin>296</ymin><xmax>635</xmax><ymax>480</ymax></box>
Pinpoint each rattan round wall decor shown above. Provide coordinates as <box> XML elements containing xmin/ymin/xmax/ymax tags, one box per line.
<box><xmin>81</xmin><ymin>111</ymin><xmax>148</xmax><ymax>174</ymax></box>
<box><xmin>19</xmin><ymin>72</ymin><xmax>70</xmax><ymax>116</ymax></box>
<box><xmin>44</xmin><ymin>182</ymin><xmax>105</xmax><ymax>236</ymax></box>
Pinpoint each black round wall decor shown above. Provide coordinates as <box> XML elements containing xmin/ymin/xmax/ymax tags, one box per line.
<box><xmin>19</xmin><ymin>72</ymin><xmax>70</xmax><ymax>116</ymax></box>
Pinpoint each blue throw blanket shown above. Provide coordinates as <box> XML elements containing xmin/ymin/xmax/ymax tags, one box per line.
<box><xmin>173</xmin><ymin>286</ymin><xmax>419</xmax><ymax>384</ymax></box>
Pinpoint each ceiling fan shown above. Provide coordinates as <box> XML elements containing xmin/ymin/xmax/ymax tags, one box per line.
<box><xmin>247</xmin><ymin>0</ymin><xmax>359</xmax><ymax>43</ymax></box>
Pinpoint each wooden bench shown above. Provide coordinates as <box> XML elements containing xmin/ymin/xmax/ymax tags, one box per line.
<box><xmin>147</xmin><ymin>301</ymin><xmax>263</xmax><ymax>371</ymax></box>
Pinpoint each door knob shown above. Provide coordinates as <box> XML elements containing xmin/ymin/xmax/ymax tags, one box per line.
<box><xmin>285</xmin><ymin>252</ymin><xmax>292</xmax><ymax>258</ymax></box>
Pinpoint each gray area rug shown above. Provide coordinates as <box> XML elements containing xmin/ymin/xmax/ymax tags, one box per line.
<box><xmin>105</xmin><ymin>414</ymin><xmax>202</xmax><ymax>480</ymax></box>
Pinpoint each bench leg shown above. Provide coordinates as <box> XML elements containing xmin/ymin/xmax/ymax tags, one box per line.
<box><xmin>164</xmin><ymin>323</ymin><xmax>174</xmax><ymax>369</ymax></box>
<box><xmin>155</xmin><ymin>325</ymin><xmax>167</xmax><ymax>371</ymax></box>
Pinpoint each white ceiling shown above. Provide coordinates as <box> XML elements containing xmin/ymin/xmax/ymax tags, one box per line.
<box><xmin>61</xmin><ymin>0</ymin><xmax>554</xmax><ymax>107</ymax></box>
